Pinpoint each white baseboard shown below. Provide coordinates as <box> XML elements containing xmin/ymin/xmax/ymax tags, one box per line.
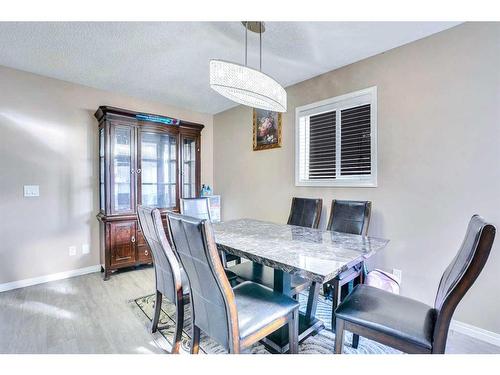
<box><xmin>450</xmin><ymin>319</ymin><xmax>500</xmax><ymax>347</ymax></box>
<box><xmin>0</xmin><ymin>265</ymin><xmax>101</xmax><ymax>293</ymax></box>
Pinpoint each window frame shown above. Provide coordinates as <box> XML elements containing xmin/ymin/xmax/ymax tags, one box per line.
<box><xmin>295</xmin><ymin>86</ymin><xmax>377</xmax><ymax>188</ymax></box>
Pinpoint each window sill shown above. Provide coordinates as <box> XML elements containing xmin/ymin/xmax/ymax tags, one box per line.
<box><xmin>295</xmin><ymin>179</ymin><xmax>377</xmax><ymax>188</ymax></box>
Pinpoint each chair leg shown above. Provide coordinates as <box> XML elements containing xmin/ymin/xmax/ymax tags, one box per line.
<box><xmin>334</xmin><ymin>318</ymin><xmax>345</xmax><ymax>354</ymax></box>
<box><xmin>190</xmin><ymin>325</ymin><xmax>200</xmax><ymax>354</ymax></box>
<box><xmin>352</xmin><ymin>333</ymin><xmax>360</xmax><ymax>349</ymax></box>
<box><xmin>171</xmin><ymin>300</ymin><xmax>184</xmax><ymax>354</ymax></box>
<box><xmin>331</xmin><ymin>279</ymin><xmax>341</xmax><ymax>332</ymax></box>
<box><xmin>151</xmin><ymin>290</ymin><xmax>162</xmax><ymax>333</ymax></box>
<box><xmin>356</xmin><ymin>265</ymin><xmax>364</xmax><ymax>285</ymax></box>
<box><xmin>219</xmin><ymin>251</ymin><xmax>228</xmax><ymax>268</ymax></box>
<box><xmin>288</xmin><ymin>309</ymin><xmax>299</xmax><ymax>354</ymax></box>
<box><xmin>340</xmin><ymin>282</ymin><xmax>350</xmax><ymax>300</ymax></box>
<box><xmin>323</xmin><ymin>283</ymin><xmax>330</xmax><ymax>299</ymax></box>
<box><xmin>350</xmin><ymin>268</ymin><xmax>362</xmax><ymax>349</ymax></box>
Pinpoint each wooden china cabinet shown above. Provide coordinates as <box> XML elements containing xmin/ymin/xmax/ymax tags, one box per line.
<box><xmin>95</xmin><ymin>106</ymin><xmax>203</xmax><ymax>280</ymax></box>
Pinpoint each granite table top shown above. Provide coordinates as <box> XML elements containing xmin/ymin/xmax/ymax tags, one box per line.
<box><xmin>213</xmin><ymin>219</ymin><xmax>389</xmax><ymax>284</ymax></box>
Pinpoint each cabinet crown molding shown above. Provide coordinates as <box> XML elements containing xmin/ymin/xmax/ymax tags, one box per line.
<box><xmin>94</xmin><ymin>105</ymin><xmax>205</xmax><ymax>131</ymax></box>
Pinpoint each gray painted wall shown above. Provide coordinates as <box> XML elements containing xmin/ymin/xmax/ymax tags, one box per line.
<box><xmin>0</xmin><ymin>66</ymin><xmax>214</xmax><ymax>284</ymax></box>
<box><xmin>213</xmin><ymin>23</ymin><xmax>500</xmax><ymax>333</ymax></box>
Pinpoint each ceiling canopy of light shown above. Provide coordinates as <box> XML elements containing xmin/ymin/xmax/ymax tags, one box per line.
<box><xmin>209</xmin><ymin>22</ymin><xmax>287</xmax><ymax>113</ymax></box>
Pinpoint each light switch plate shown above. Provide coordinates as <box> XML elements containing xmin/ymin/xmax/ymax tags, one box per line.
<box><xmin>82</xmin><ymin>244</ymin><xmax>90</xmax><ymax>255</ymax></box>
<box><xmin>24</xmin><ymin>185</ymin><xmax>40</xmax><ymax>197</ymax></box>
<box><xmin>69</xmin><ymin>246</ymin><xmax>77</xmax><ymax>256</ymax></box>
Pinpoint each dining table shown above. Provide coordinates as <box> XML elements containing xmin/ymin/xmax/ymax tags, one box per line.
<box><xmin>213</xmin><ymin>218</ymin><xmax>390</xmax><ymax>353</ymax></box>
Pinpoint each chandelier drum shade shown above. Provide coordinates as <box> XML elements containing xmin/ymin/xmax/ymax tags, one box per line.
<box><xmin>209</xmin><ymin>22</ymin><xmax>287</xmax><ymax>112</ymax></box>
<box><xmin>209</xmin><ymin>60</ymin><xmax>287</xmax><ymax>112</ymax></box>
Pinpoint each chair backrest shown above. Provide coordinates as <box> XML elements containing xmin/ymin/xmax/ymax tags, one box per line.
<box><xmin>287</xmin><ymin>197</ymin><xmax>323</xmax><ymax>228</ymax></box>
<box><xmin>327</xmin><ymin>200</ymin><xmax>372</xmax><ymax>235</ymax></box>
<box><xmin>166</xmin><ymin>212</ymin><xmax>239</xmax><ymax>352</ymax></box>
<box><xmin>432</xmin><ymin>215</ymin><xmax>495</xmax><ymax>352</ymax></box>
<box><xmin>180</xmin><ymin>197</ymin><xmax>211</xmax><ymax>221</ymax></box>
<box><xmin>137</xmin><ymin>206</ymin><xmax>184</xmax><ymax>303</ymax></box>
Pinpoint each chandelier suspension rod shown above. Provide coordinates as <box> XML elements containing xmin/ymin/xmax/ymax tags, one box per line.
<box><xmin>259</xmin><ymin>22</ymin><xmax>262</xmax><ymax>71</ymax></box>
<box><xmin>245</xmin><ymin>22</ymin><xmax>248</xmax><ymax>66</ymax></box>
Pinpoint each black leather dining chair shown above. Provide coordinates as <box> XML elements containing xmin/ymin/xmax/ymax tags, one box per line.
<box><xmin>229</xmin><ymin>197</ymin><xmax>323</xmax><ymax>298</ymax></box>
<box><xmin>323</xmin><ymin>200</ymin><xmax>371</xmax><ymax>344</ymax></box>
<box><xmin>166</xmin><ymin>212</ymin><xmax>300</xmax><ymax>354</ymax></box>
<box><xmin>334</xmin><ymin>215</ymin><xmax>495</xmax><ymax>354</ymax></box>
<box><xmin>137</xmin><ymin>206</ymin><xmax>189</xmax><ymax>354</ymax></box>
<box><xmin>180</xmin><ymin>197</ymin><xmax>241</xmax><ymax>268</ymax></box>
<box><xmin>287</xmin><ymin>197</ymin><xmax>323</xmax><ymax>228</ymax></box>
<box><xmin>327</xmin><ymin>200</ymin><xmax>371</xmax><ymax>234</ymax></box>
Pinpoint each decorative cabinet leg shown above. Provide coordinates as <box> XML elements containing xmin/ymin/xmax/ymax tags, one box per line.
<box><xmin>103</xmin><ymin>268</ymin><xmax>110</xmax><ymax>281</ymax></box>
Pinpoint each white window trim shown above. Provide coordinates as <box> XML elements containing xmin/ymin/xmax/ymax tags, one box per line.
<box><xmin>295</xmin><ymin>86</ymin><xmax>378</xmax><ymax>188</ymax></box>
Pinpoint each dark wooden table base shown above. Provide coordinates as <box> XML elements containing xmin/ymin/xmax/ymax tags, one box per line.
<box><xmin>257</xmin><ymin>269</ymin><xmax>324</xmax><ymax>353</ymax></box>
<box><xmin>261</xmin><ymin>313</ymin><xmax>324</xmax><ymax>353</ymax></box>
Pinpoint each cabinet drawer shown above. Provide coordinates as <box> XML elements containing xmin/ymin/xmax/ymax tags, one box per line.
<box><xmin>136</xmin><ymin>230</ymin><xmax>152</xmax><ymax>262</ymax></box>
<box><xmin>137</xmin><ymin>228</ymin><xmax>153</xmax><ymax>263</ymax></box>
<box><xmin>137</xmin><ymin>245</ymin><xmax>152</xmax><ymax>262</ymax></box>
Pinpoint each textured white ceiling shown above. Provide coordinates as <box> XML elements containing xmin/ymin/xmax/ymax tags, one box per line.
<box><xmin>0</xmin><ymin>22</ymin><xmax>460</xmax><ymax>114</ymax></box>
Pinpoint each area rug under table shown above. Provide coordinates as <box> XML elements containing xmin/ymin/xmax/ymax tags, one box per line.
<box><xmin>133</xmin><ymin>292</ymin><xmax>400</xmax><ymax>354</ymax></box>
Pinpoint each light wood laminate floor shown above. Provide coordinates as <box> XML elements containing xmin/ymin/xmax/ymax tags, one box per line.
<box><xmin>0</xmin><ymin>266</ymin><xmax>498</xmax><ymax>354</ymax></box>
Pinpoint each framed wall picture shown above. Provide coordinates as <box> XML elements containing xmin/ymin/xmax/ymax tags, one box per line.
<box><xmin>253</xmin><ymin>108</ymin><xmax>282</xmax><ymax>151</ymax></box>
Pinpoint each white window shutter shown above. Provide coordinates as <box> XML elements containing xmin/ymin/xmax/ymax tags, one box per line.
<box><xmin>295</xmin><ymin>87</ymin><xmax>377</xmax><ymax>187</ymax></box>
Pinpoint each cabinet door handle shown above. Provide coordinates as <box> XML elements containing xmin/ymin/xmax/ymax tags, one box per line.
<box><xmin>136</xmin><ymin>169</ymin><xmax>141</xmax><ymax>174</ymax></box>
<box><xmin>145</xmin><ymin>250</ymin><xmax>149</xmax><ymax>256</ymax></box>
<box><xmin>131</xmin><ymin>169</ymin><xmax>135</xmax><ymax>174</ymax></box>
<box><xmin>131</xmin><ymin>236</ymin><xmax>136</xmax><ymax>243</ymax></box>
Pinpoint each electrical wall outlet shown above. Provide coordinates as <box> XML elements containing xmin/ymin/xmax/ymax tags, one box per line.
<box><xmin>69</xmin><ymin>246</ymin><xmax>77</xmax><ymax>256</ymax></box>
<box><xmin>392</xmin><ymin>268</ymin><xmax>402</xmax><ymax>284</ymax></box>
<box><xmin>82</xmin><ymin>244</ymin><xmax>90</xmax><ymax>255</ymax></box>
<box><xmin>24</xmin><ymin>185</ymin><xmax>40</xmax><ymax>197</ymax></box>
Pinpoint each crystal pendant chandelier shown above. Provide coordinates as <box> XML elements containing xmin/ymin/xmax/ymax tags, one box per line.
<box><xmin>210</xmin><ymin>22</ymin><xmax>287</xmax><ymax>112</ymax></box>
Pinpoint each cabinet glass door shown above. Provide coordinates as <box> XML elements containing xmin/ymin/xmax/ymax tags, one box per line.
<box><xmin>182</xmin><ymin>137</ymin><xmax>197</xmax><ymax>198</ymax></box>
<box><xmin>140</xmin><ymin>131</ymin><xmax>177</xmax><ymax>208</ymax></box>
<box><xmin>111</xmin><ymin>126</ymin><xmax>134</xmax><ymax>213</ymax></box>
